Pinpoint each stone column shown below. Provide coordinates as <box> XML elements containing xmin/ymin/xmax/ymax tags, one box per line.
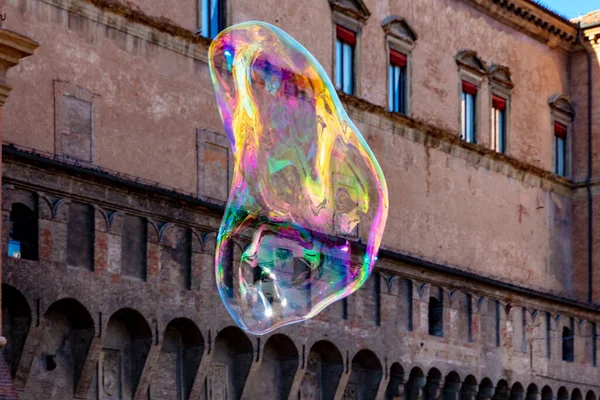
<box><xmin>0</xmin><ymin>27</ymin><xmax>38</xmax><ymax>346</ymax></box>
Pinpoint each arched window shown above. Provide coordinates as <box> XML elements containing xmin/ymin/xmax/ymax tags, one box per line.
<box><xmin>428</xmin><ymin>296</ymin><xmax>443</xmax><ymax>337</ymax></box>
<box><xmin>8</xmin><ymin>203</ymin><xmax>38</xmax><ymax>260</ymax></box>
<box><xmin>562</xmin><ymin>326</ymin><xmax>574</xmax><ymax>362</ymax></box>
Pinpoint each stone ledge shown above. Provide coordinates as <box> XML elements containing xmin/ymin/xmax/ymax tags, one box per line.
<box><xmin>339</xmin><ymin>92</ymin><xmax>573</xmax><ymax>197</ymax></box>
<box><xmin>460</xmin><ymin>0</ymin><xmax>578</xmax><ymax>50</ymax></box>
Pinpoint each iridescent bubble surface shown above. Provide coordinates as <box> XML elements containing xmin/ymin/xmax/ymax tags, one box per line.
<box><xmin>208</xmin><ymin>21</ymin><xmax>388</xmax><ymax>335</ymax></box>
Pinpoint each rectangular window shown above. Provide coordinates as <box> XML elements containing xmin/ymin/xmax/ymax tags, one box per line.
<box><xmin>388</xmin><ymin>50</ymin><xmax>407</xmax><ymax>114</ymax></box>
<box><xmin>492</xmin><ymin>95</ymin><xmax>507</xmax><ymax>153</ymax></box>
<box><xmin>593</xmin><ymin>323</ymin><xmax>597</xmax><ymax>367</ymax></box>
<box><xmin>554</xmin><ymin>122</ymin><xmax>567</xmax><ymax>176</ymax></box>
<box><xmin>67</xmin><ymin>202</ymin><xmax>95</xmax><ymax>271</ymax></box>
<box><xmin>200</xmin><ymin>0</ymin><xmax>224</xmax><ymax>39</ymax></box>
<box><xmin>495</xmin><ymin>300</ymin><xmax>501</xmax><ymax>347</ymax></box>
<box><xmin>335</xmin><ymin>25</ymin><xmax>355</xmax><ymax>95</ymax></box>
<box><xmin>521</xmin><ymin>307</ymin><xmax>527</xmax><ymax>353</ymax></box>
<box><xmin>546</xmin><ymin>312</ymin><xmax>552</xmax><ymax>359</ymax></box>
<box><xmin>121</xmin><ymin>215</ymin><xmax>147</xmax><ymax>281</ymax></box>
<box><xmin>461</xmin><ymin>81</ymin><xmax>477</xmax><ymax>143</ymax></box>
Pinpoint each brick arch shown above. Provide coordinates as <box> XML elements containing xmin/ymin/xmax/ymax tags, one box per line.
<box><xmin>493</xmin><ymin>379</ymin><xmax>510</xmax><ymax>400</ymax></box>
<box><xmin>206</xmin><ymin>326</ymin><xmax>253</xmax><ymax>399</ymax></box>
<box><xmin>2</xmin><ymin>188</ymin><xmax>37</xmax><ymax>212</ymax></box>
<box><xmin>344</xmin><ymin>349</ymin><xmax>383</xmax><ymax>399</ymax></box>
<box><xmin>527</xmin><ymin>383</ymin><xmax>540</xmax><ymax>400</ymax></box>
<box><xmin>34</xmin><ymin>298</ymin><xmax>95</xmax><ymax>397</ymax></box>
<box><xmin>1</xmin><ymin>284</ymin><xmax>31</xmax><ymax>380</ymax></box>
<box><xmin>572</xmin><ymin>389</ymin><xmax>583</xmax><ymax>400</ymax></box>
<box><xmin>301</xmin><ymin>340</ymin><xmax>344</xmax><ymax>400</ymax></box>
<box><xmin>101</xmin><ymin>308</ymin><xmax>153</xmax><ymax>398</ymax></box>
<box><xmin>558</xmin><ymin>386</ymin><xmax>570</xmax><ymax>400</ymax></box>
<box><xmin>510</xmin><ymin>382</ymin><xmax>525</xmax><ymax>400</ymax></box>
<box><xmin>542</xmin><ymin>385</ymin><xmax>553</xmax><ymax>400</ymax></box>
<box><xmin>153</xmin><ymin>317</ymin><xmax>204</xmax><ymax>399</ymax></box>
<box><xmin>249</xmin><ymin>333</ymin><xmax>298</xmax><ymax>399</ymax></box>
<box><xmin>385</xmin><ymin>362</ymin><xmax>406</xmax><ymax>398</ymax></box>
<box><xmin>586</xmin><ymin>390</ymin><xmax>597</xmax><ymax>400</ymax></box>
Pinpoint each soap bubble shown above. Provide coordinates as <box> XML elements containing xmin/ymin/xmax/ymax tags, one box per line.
<box><xmin>208</xmin><ymin>21</ymin><xmax>388</xmax><ymax>335</ymax></box>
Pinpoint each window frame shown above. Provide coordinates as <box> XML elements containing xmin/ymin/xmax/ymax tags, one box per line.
<box><xmin>388</xmin><ymin>49</ymin><xmax>408</xmax><ymax>115</ymax></box>
<box><xmin>491</xmin><ymin>94</ymin><xmax>508</xmax><ymax>154</ymax></box>
<box><xmin>198</xmin><ymin>0</ymin><xmax>227</xmax><ymax>39</ymax></box>
<box><xmin>548</xmin><ymin>94</ymin><xmax>575</xmax><ymax>178</ymax></box>
<box><xmin>335</xmin><ymin>25</ymin><xmax>356</xmax><ymax>95</ymax></box>
<box><xmin>382</xmin><ymin>16</ymin><xmax>416</xmax><ymax>116</ymax></box>
<box><xmin>461</xmin><ymin>80</ymin><xmax>479</xmax><ymax>144</ymax></box>
<box><xmin>554</xmin><ymin>121</ymin><xmax>568</xmax><ymax>177</ymax></box>
<box><xmin>489</xmin><ymin>65</ymin><xmax>513</xmax><ymax>154</ymax></box>
<box><xmin>331</xmin><ymin>12</ymin><xmax>364</xmax><ymax>97</ymax></box>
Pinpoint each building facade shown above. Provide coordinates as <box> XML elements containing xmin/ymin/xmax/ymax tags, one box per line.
<box><xmin>0</xmin><ymin>0</ymin><xmax>599</xmax><ymax>398</ymax></box>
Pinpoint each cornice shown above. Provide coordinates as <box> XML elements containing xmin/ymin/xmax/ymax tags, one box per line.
<box><xmin>338</xmin><ymin>92</ymin><xmax>573</xmax><ymax>197</ymax></box>
<box><xmin>461</xmin><ymin>0</ymin><xmax>578</xmax><ymax>51</ymax></box>
<box><xmin>0</xmin><ymin>28</ymin><xmax>39</xmax><ymax>106</ymax></box>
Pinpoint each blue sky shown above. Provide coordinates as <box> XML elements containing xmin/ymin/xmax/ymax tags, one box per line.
<box><xmin>537</xmin><ymin>0</ymin><xmax>598</xmax><ymax>19</ymax></box>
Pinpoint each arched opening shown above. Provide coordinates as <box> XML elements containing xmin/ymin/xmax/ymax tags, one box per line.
<box><xmin>423</xmin><ymin>368</ymin><xmax>443</xmax><ymax>400</ymax></box>
<box><xmin>344</xmin><ymin>349</ymin><xmax>382</xmax><ymax>400</ymax></box>
<box><xmin>510</xmin><ymin>383</ymin><xmax>525</xmax><ymax>400</ymax></box>
<box><xmin>30</xmin><ymin>299</ymin><xmax>94</xmax><ymax>397</ymax></box>
<box><xmin>250</xmin><ymin>334</ymin><xmax>298</xmax><ymax>399</ymax></box>
<box><xmin>152</xmin><ymin>318</ymin><xmax>204</xmax><ymax>400</ymax></box>
<box><xmin>562</xmin><ymin>326</ymin><xmax>574</xmax><ymax>362</ymax></box>
<box><xmin>478</xmin><ymin>378</ymin><xmax>495</xmax><ymax>400</ymax></box>
<box><xmin>406</xmin><ymin>367</ymin><xmax>425</xmax><ymax>400</ymax></box>
<box><xmin>8</xmin><ymin>203</ymin><xmax>38</xmax><ymax>260</ymax></box>
<box><xmin>205</xmin><ymin>326</ymin><xmax>253</xmax><ymax>399</ymax></box>
<box><xmin>493</xmin><ymin>380</ymin><xmax>509</xmax><ymax>400</ymax></box>
<box><xmin>558</xmin><ymin>387</ymin><xmax>570</xmax><ymax>400</ymax></box>
<box><xmin>526</xmin><ymin>384</ymin><xmax>539</xmax><ymax>400</ymax></box>
<box><xmin>572</xmin><ymin>389</ymin><xmax>583</xmax><ymax>400</ymax></box>
<box><xmin>586</xmin><ymin>391</ymin><xmax>597</xmax><ymax>400</ymax></box>
<box><xmin>100</xmin><ymin>308</ymin><xmax>152</xmax><ymax>399</ymax></box>
<box><xmin>429</xmin><ymin>295</ymin><xmax>443</xmax><ymax>337</ymax></box>
<box><xmin>300</xmin><ymin>340</ymin><xmax>343</xmax><ymax>400</ymax></box>
<box><xmin>1</xmin><ymin>285</ymin><xmax>31</xmax><ymax>379</ymax></box>
<box><xmin>385</xmin><ymin>362</ymin><xmax>405</xmax><ymax>400</ymax></box>
<box><xmin>442</xmin><ymin>371</ymin><xmax>461</xmax><ymax>400</ymax></box>
<box><xmin>460</xmin><ymin>375</ymin><xmax>478</xmax><ymax>400</ymax></box>
<box><xmin>541</xmin><ymin>386</ymin><xmax>553</xmax><ymax>400</ymax></box>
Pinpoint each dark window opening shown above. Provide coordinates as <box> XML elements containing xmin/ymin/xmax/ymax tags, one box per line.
<box><xmin>467</xmin><ymin>294</ymin><xmax>473</xmax><ymax>342</ymax></box>
<box><xmin>593</xmin><ymin>323</ymin><xmax>597</xmax><ymax>367</ymax></box>
<box><xmin>562</xmin><ymin>326</ymin><xmax>574</xmax><ymax>362</ymax></box>
<box><xmin>521</xmin><ymin>307</ymin><xmax>527</xmax><ymax>353</ymax></box>
<box><xmin>200</xmin><ymin>0</ymin><xmax>226</xmax><ymax>39</ymax></box>
<box><xmin>342</xmin><ymin>297</ymin><xmax>348</xmax><ymax>320</ymax></box>
<box><xmin>374</xmin><ymin>272</ymin><xmax>381</xmax><ymax>326</ymax></box>
<box><xmin>546</xmin><ymin>312</ymin><xmax>551</xmax><ymax>359</ymax></box>
<box><xmin>407</xmin><ymin>281</ymin><xmax>413</xmax><ymax>331</ymax></box>
<box><xmin>428</xmin><ymin>296</ymin><xmax>443</xmax><ymax>337</ymax></box>
<box><xmin>335</xmin><ymin>25</ymin><xmax>355</xmax><ymax>95</ymax></box>
<box><xmin>554</xmin><ymin>122</ymin><xmax>567</xmax><ymax>176</ymax></box>
<box><xmin>495</xmin><ymin>300</ymin><xmax>501</xmax><ymax>347</ymax></box>
<box><xmin>67</xmin><ymin>202</ymin><xmax>95</xmax><ymax>271</ymax></box>
<box><xmin>8</xmin><ymin>203</ymin><xmax>38</xmax><ymax>261</ymax></box>
<box><xmin>461</xmin><ymin>81</ymin><xmax>477</xmax><ymax>143</ymax></box>
<box><xmin>388</xmin><ymin>50</ymin><xmax>407</xmax><ymax>114</ymax></box>
<box><xmin>121</xmin><ymin>215</ymin><xmax>148</xmax><ymax>281</ymax></box>
<box><xmin>492</xmin><ymin>95</ymin><xmax>507</xmax><ymax>153</ymax></box>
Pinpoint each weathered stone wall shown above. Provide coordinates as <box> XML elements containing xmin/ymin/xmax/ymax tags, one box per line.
<box><xmin>0</xmin><ymin>151</ymin><xmax>598</xmax><ymax>399</ymax></box>
<box><xmin>0</xmin><ymin>0</ymin><xmax>586</xmax><ymax>296</ymax></box>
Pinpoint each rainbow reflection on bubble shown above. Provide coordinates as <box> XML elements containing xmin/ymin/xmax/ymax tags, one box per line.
<box><xmin>208</xmin><ymin>21</ymin><xmax>388</xmax><ymax>335</ymax></box>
